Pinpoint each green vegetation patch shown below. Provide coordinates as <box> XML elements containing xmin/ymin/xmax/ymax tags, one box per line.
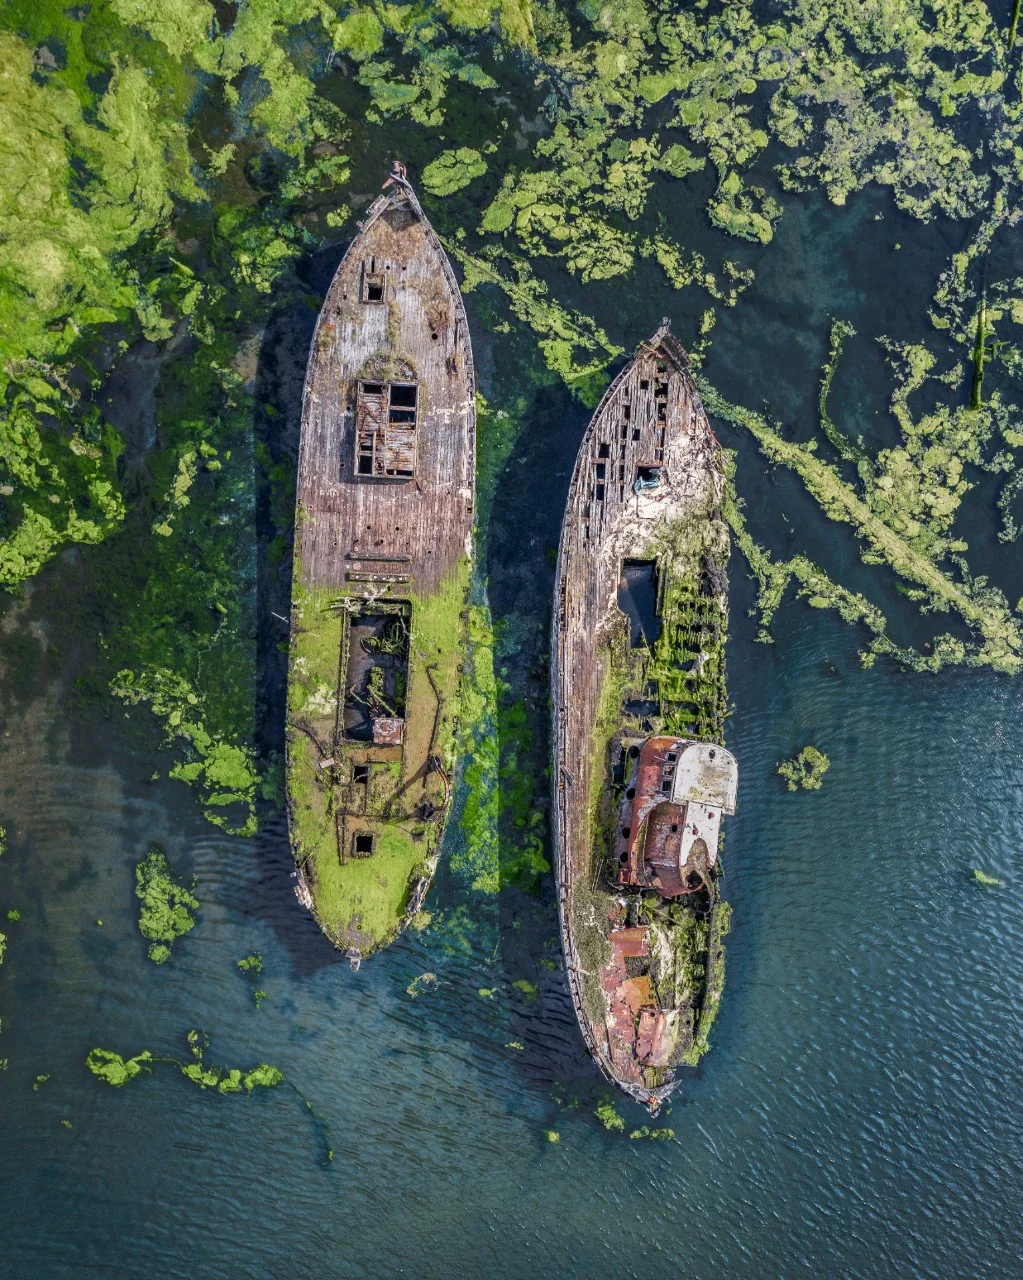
<box><xmin>777</xmin><ymin>747</ymin><xmax>831</xmax><ymax>792</ymax></box>
<box><xmin>135</xmin><ymin>845</ymin><xmax>198</xmax><ymax>963</ymax></box>
<box><xmin>422</xmin><ymin>147</ymin><xmax>488</xmax><ymax>197</ymax></box>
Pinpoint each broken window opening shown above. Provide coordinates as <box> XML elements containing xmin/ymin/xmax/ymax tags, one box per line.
<box><xmin>635</xmin><ymin>465</ymin><xmax>662</xmax><ymax>491</ymax></box>
<box><xmin>355</xmin><ymin>381</ymin><xmax>418</xmax><ymax>479</ymax></box>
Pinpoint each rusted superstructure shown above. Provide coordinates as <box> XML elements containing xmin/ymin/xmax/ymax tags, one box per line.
<box><xmin>552</xmin><ymin>322</ymin><xmax>737</xmax><ymax>1107</ymax></box>
<box><xmin>287</xmin><ymin>166</ymin><xmax>475</xmax><ymax>962</ymax></box>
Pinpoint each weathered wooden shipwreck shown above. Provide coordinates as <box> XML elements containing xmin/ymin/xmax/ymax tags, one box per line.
<box><xmin>287</xmin><ymin>164</ymin><xmax>475</xmax><ymax>963</ymax></box>
<box><xmin>552</xmin><ymin>322</ymin><xmax>738</xmax><ymax>1109</ymax></box>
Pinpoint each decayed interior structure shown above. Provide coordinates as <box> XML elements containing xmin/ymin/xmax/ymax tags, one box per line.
<box><xmin>287</xmin><ymin>167</ymin><xmax>475</xmax><ymax>961</ymax></box>
<box><xmin>552</xmin><ymin>322</ymin><xmax>738</xmax><ymax>1107</ymax></box>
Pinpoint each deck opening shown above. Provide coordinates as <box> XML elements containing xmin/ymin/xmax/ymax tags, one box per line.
<box><xmin>343</xmin><ymin>605</ymin><xmax>410</xmax><ymax>742</ymax></box>
<box><xmin>635</xmin><ymin>465</ymin><xmax>662</xmax><ymax>491</ymax></box>
<box><xmin>353</xmin><ymin>763</ymin><xmax>369</xmax><ymax>784</ymax></box>
<box><xmin>353</xmin><ymin>833</ymin><xmax>375</xmax><ymax>856</ymax></box>
<box><xmin>363</xmin><ymin>263</ymin><xmax>385</xmax><ymax>302</ymax></box>
<box><xmin>595</xmin><ymin>462</ymin><xmax>606</xmax><ymax>480</ymax></box>
<box><xmin>618</xmin><ymin>560</ymin><xmax>662</xmax><ymax>649</ymax></box>
<box><xmin>598</xmin><ymin>443</ymin><xmax>610</xmax><ymax>459</ymax></box>
<box><xmin>355</xmin><ymin>381</ymin><xmax>418</xmax><ymax>479</ymax></box>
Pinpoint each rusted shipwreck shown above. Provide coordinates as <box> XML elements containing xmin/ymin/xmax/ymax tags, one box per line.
<box><xmin>287</xmin><ymin>165</ymin><xmax>475</xmax><ymax>963</ymax></box>
<box><xmin>552</xmin><ymin>322</ymin><xmax>738</xmax><ymax>1108</ymax></box>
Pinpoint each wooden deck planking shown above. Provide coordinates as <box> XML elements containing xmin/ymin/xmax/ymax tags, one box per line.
<box><xmin>295</xmin><ymin>188</ymin><xmax>475</xmax><ymax>597</ymax></box>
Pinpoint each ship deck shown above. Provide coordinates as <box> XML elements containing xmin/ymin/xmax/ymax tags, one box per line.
<box><xmin>287</xmin><ymin>176</ymin><xmax>475</xmax><ymax>956</ymax></box>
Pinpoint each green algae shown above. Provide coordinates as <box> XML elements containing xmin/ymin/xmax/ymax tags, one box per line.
<box><xmin>134</xmin><ymin>846</ymin><xmax>199</xmax><ymax>963</ymax></box>
<box><xmin>86</xmin><ymin>1048</ymin><xmax>154</xmax><ymax>1087</ymax></box>
<box><xmin>237</xmin><ymin>953</ymin><xmax>264</xmax><ymax>975</ymax></box>
<box><xmin>406</xmin><ymin>972</ymin><xmax>438</xmax><ymax>998</ymax></box>
<box><xmin>422</xmin><ymin>147</ymin><xmax>488</xmax><ymax>197</ymax></box>
<box><xmin>705</xmin><ymin>382</ymin><xmax>1023</xmax><ymax>675</ymax></box>
<box><xmin>973</xmin><ymin>868</ymin><xmax>1002</xmax><ymax>887</ymax></box>
<box><xmin>2</xmin><ymin>0</ymin><xmax>1023</xmax><ymax>920</ymax></box>
<box><xmin>778</xmin><ymin>747</ymin><xmax>831</xmax><ymax>792</ymax></box>
<box><xmin>87</xmin><ymin>1033</ymin><xmax>282</xmax><ymax>1093</ymax></box>
<box><xmin>595</xmin><ymin>1098</ymin><xmax>626</xmax><ymax>1133</ymax></box>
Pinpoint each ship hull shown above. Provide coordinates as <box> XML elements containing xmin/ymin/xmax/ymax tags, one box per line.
<box><xmin>551</xmin><ymin>324</ymin><xmax>733</xmax><ymax>1105</ymax></box>
<box><xmin>287</xmin><ymin>178</ymin><xmax>475</xmax><ymax>959</ymax></box>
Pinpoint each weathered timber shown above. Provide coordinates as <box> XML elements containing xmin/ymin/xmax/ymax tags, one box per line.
<box><xmin>287</xmin><ymin>167</ymin><xmax>475</xmax><ymax>961</ymax></box>
<box><xmin>552</xmin><ymin>321</ymin><xmax>737</xmax><ymax>1109</ymax></box>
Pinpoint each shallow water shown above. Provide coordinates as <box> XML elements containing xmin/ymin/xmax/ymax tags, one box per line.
<box><xmin>4</xmin><ymin>114</ymin><xmax>1023</xmax><ymax>1280</ymax></box>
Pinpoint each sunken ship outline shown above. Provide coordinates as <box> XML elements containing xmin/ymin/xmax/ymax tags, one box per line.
<box><xmin>552</xmin><ymin>321</ymin><xmax>738</xmax><ymax>1107</ymax></box>
<box><xmin>286</xmin><ymin>165</ymin><xmax>476</xmax><ymax>964</ymax></box>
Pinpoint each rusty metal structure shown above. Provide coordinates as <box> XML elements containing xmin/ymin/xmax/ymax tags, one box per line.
<box><xmin>286</xmin><ymin>165</ymin><xmax>475</xmax><ymax>962</ymax></box>
<box><xmin>552</xmin><ymin>322</ymin><xmax>738</xmax><ymax>1108</ymax></box>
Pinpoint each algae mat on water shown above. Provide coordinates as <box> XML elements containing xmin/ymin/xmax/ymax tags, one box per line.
<box><xmin>3</xmin><ymin>1</ymin><xmax>1023</xmax><ymax>863</ymax></box>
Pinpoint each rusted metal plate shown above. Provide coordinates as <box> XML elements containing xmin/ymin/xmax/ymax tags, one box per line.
<box><xmin>371</xmin><ymin>717</ymin><xmax>405</xmax><ymax>746</ymax></box>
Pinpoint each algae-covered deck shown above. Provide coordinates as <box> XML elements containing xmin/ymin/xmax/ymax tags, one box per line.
<box><xmin>287</xmin><ymin>167</ymin><xmax>475</xmax><ymax>959</ymax></box>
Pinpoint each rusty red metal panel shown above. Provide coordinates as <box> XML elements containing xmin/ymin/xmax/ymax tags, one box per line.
<box><xmin>372</xmin><ymin>717</ymin><xmax>405</xmax><ymax>746</ymax></box>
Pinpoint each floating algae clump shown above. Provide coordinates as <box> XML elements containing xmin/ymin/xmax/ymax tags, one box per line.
<box><xmin>422</xmin><ymin>147</ymin><xmax>487</xmax><ymax>196</ymax></box>
<box><xmin>973</xmin><ymin>868</ymin><xmax>1002</xmax><ymax>887</ymax></box>
<box><xmin>134</xmin><ymin>846</ymin><xmax>198</xmax><ymax>963</ymax></box>
<box><xmin>86</xmin><ymin>1048</ymin><xmax>154</xmax><ymax>1087</ymax></box>
<box><xmin>778</xmin><ymin>747</ymin><xmax>830</xmax><ymax>792</ymax></box>
<box><xmin>86</xmin><ymin>1032</ymin><xmax>282</xmax><ymax>1093</ymax></box>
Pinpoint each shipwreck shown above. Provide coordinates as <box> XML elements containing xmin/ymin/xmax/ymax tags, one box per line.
<box><xmin>286</xmin><ymin>164</ymin><xmax>475</xmax><ymax>963</ymax></box>
<box><xmin>552</xmin><ymin>322</ymin><xmax>738</xmax><ymax>1109</ymax></box>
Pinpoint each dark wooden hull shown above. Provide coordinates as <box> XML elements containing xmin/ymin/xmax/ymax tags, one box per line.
<box><xmin>551</xmin><ymin>323</ymin><xmax>733</xmax><ymax>1106</ymax></box>
<box><xmin>287</xmin><ymin>176</ymin><xmax>475</xmax><ymax>960</ymax></box>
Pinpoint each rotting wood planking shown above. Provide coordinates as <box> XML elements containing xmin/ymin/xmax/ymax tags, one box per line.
<box><xmin>287</xmin><ymin>165</ymin><xmax>475</xmax><ymax>963</ymax></box>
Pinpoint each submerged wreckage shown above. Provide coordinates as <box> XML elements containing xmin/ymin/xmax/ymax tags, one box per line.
<box><xmin>287</xmin><ymin>165</ymin><xmax>475</xmax><ymax>962</ymax></box>
<box><xmin>552</xmin><ymin>323</ymin><xmax>738</xmax><ymax>1109</ymax></box>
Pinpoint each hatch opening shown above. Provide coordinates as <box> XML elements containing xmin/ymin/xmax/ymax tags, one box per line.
<box><xmin>618</xmin><ymin>560</ymin><xmax>662</xmax><ymax>649</ymax></box>
<box><xmin>343</xmin><ymin>605</ymin><xmax>410</xmax><ymax>742</ymax></box>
